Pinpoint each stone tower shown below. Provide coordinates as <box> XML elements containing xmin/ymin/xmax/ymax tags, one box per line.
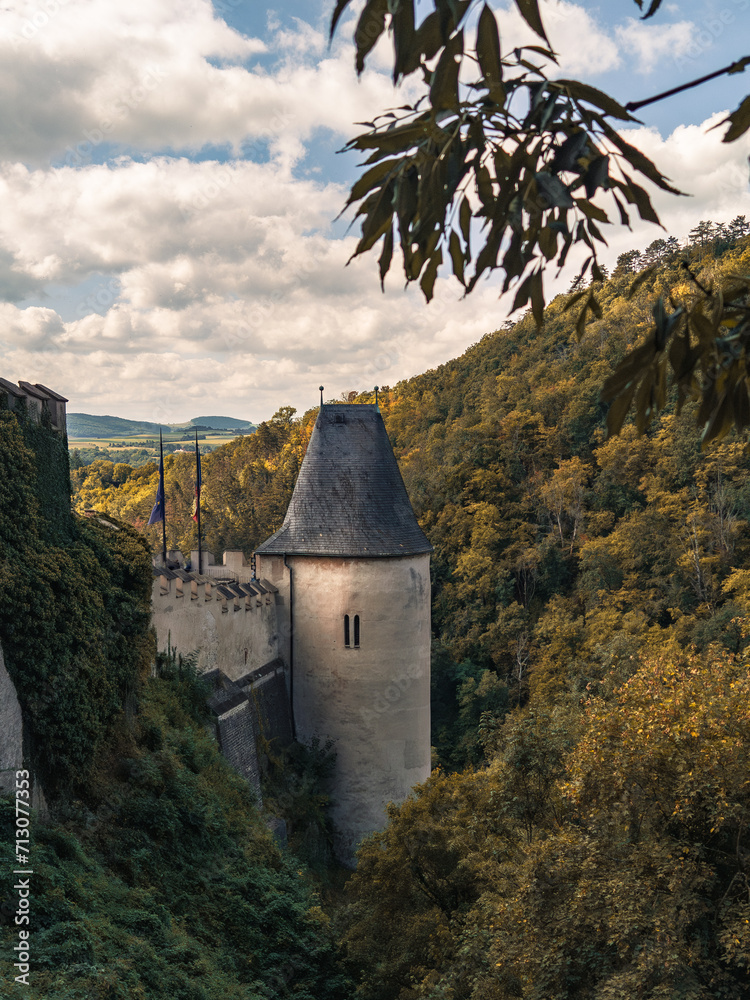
<box><xmin>255</xmin><ymin>403</ymin><xmax>432</xmax><ymax>862</ymax></box>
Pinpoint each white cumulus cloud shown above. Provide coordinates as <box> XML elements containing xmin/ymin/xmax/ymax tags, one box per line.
<box><xmin>2</xmin><ymin>1</ymin><xmax>749</xmax><ymax>421</ymax></box>
<box><xmin>0</xmin><ymin>0</ymin><xmax>417</xmax><ymax>169</ymax></box>
<box><xmin>615</xmin><ymin>18</ymin><xmax>697</xmax><ymax>74</ymax></box>
<box><xmin>497</xmin><ymin>0</ymin><xmax>622</xmax><ymax>75</ymax></box>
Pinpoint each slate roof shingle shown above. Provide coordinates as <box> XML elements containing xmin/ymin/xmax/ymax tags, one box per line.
<box><xmin>255</xmin><ymin>404</ymin><xmax>432</xmax><ymax>558</ymax></box>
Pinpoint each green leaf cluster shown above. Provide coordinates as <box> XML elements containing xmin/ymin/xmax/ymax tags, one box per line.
<box><xmin>330</xmin><ymin>0</ymin><xmax>750</xmax><ymax>317</ymax></box>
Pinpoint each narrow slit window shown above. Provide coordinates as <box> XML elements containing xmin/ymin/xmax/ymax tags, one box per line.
<box><xmin>353</xmin><ymin>615</ymin><xmax>360</xmax><ymax>648</ymax></box>
<box><xmin>344</xmin><ymin>614</ymin><xmax>350</xmax><ymax>648</ymax></box>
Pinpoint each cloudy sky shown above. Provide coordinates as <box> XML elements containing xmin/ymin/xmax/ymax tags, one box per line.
<box><xmin>2</xmin><ymin>0</ymin><xmax>750</xmax><ymax>423</ymax></box>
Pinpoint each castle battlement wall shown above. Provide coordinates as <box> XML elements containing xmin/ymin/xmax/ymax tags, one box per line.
<box><xmin>202</xmin><ymin>658</ymin><xmax>293</xmax><ymax>805</ymax></box>
<box><xmin>151</xmin><ymin>554</ymin><xmax>287</xmax><ymax>685</ymax></box>
<box><xmin>151</xmin><ymin>553</ymin><xmax>294</xmax><ymax>804</ymax></box>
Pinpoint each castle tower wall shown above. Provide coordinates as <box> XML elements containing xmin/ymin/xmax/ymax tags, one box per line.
<box><xmin>289</xmin><ymin>552</ymin><xmax>431</xmax><ymax>860</ymax></box>
<box><xmin>251</xmin><ymin>553</ymin><xmax>291</xmax><ymax>669</ymax></box>
<box><xmin>255</xmin><ymin>403</ymin><xmax>433</xmax><ymax>863</ymax></box>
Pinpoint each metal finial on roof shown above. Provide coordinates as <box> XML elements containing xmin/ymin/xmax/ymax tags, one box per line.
<box><xmin>374</xmin><ymin>386</ymin><xmax>379</xmax><ymax>408</ymax></box>
<box><xmin>319</xmin><ymin>385</ymin><xmax>324</xmax><ymax>406</ymax></box>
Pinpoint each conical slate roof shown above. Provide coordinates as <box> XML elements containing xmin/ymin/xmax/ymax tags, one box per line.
<box><xmin>255</xmin><ymin>404</ymin><xmax>432</xmax><ymax>558</ymax></box>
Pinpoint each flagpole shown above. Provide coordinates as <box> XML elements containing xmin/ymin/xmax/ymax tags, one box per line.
<box><xmin>147</xmin><ymin>428</ymin><xmax>167</xmax><ymax>564</ymax></box>
<box><xmin>195</xmin><ymin>428</ymin><xmax>203</xmax><ymax>575</ymax></box>
<box><xmin>160</xmin><ymin>429</ymin><xmax>167</xmax><ymax>567</ymax></box>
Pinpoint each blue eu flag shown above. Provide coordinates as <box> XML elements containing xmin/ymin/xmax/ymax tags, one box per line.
<box><xmin>148</xmin><ymin>441</ymin><xmax>165</xmax><ymax>526</ymax></box>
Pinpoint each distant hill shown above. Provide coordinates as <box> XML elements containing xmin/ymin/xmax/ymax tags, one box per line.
<box><xmin>67</xmin><ymin>413</ymin><xmax>255</xmax><ymax>438</ymax></box>
<box><xmin>67</xmin><ymin>414</ymin><xmax>169</xmax><ymax>438</ymax></box>
<box><xmin>179</xmin><ymin>416</ymin><xmax>256</xmax><ymax>431</ymax></box>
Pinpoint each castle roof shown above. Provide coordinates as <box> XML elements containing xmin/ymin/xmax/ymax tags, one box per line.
<box><xmin>0</xmin><ymin>378</ymin><xmax>25</xmax><ymax>398</ymax></box>
<box><xmin>255</xmin><ymin>404</ymin><xmax>432</xmax><ymax>558</ymax></box>
<box><xmin>18</xmin><ymin>381</ymin><xmax>51</xmax><ymax>401</ymax></box>
<box><xmin>35</xmin><ymin>383</ymin><xmax>69</xmax><ymax>402</ymax></box>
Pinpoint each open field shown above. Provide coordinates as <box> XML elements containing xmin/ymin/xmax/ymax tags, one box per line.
<box><xmin>70</xmin><ymin>429</ymin><xmax>248</xmax><ymax>451</ymax></box>
<box><xmin>68</xmin><ymin>427</ymin><xmax>254</xmax><ymax>467</ymax></box>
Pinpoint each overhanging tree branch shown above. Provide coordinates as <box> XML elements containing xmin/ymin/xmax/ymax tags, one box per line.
<box><xmin>331</xmin><ymin>0</ymin><xmax>750</xmax><ymax>444</ymax></box>
<box><xmin>624</xmin><ymin>57</ymin><xmax>750</xmax><ymax>113</ymax></box>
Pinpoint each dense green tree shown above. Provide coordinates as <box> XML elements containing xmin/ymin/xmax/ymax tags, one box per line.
<box><xmin>0</xmin><ymin>412</ymin><xmax>152</xmax><ymax>794</ymax></box>
<box><xmin>343</xmin><ymin>648</ymin><xmax>750</xmax><ymax>999</ymax></box>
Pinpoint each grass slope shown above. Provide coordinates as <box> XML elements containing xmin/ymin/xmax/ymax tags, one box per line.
<box><xmin>0</xmin><ymin>667</ymin><xmax>350</xmax><ymax>1000</ymax></box>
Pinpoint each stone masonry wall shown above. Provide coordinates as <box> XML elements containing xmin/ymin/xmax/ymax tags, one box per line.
<box><xmin>151</xmin><ymin>573</ymin><xmax>281</xmax><ymax>682</ymax></box>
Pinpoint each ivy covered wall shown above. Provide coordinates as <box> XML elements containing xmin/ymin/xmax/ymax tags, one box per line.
<box><xmin>0</xmin><ymin>409</ymin><xmax>153</xmax><ymax>796</ymax></box>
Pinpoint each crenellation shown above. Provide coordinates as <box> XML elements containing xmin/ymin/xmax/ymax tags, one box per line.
<box><xmin>157</xmin><ymin>567</ymin><xmax>178</xmax><ymax>596</ymax></box>
<box><xmin>151</xmin><ymin>553</ymin><xmax>284</xmax><ymax>684</ymax></box>
<box><xmin>216</xmin><ymin>585</ymin><xmax>237</xmax><ymax>613</ymax></box>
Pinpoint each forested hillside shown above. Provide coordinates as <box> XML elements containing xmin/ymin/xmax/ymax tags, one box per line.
<box><xmin>73</xmin><ymin>221</ymin><xmax>750</xmax><ymax>744</ymax></box>
<box><xmin>67</xmin><ymin>413</ymin><xmax>255</xmax><ymax>438</ymax></box>
<box><xmin>338</xmin><ymin>228</ymin><xmax>750</xmax><ymax>998</ymax></box>
<box><xmin>69</xmin><ymin>225</ymin><xmax>750</xmax><ymax>997</ymax></box>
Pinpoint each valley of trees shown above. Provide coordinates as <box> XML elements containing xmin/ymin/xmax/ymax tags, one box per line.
<box><xmin>64</xmin><ymin>226</ymin><xmax>750</xmax><ymax>996</ymax></box>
